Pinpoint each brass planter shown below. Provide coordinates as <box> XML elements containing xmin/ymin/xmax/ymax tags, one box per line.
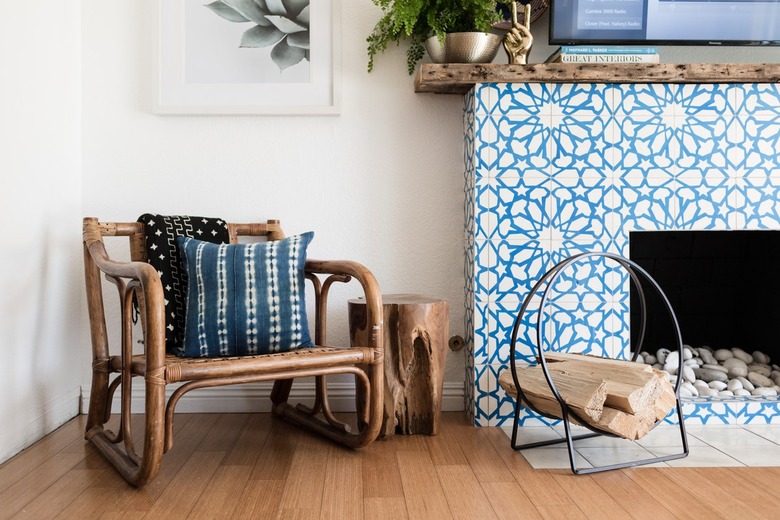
<box><xmin>424</xmin><ymin>32</ymin><xmax>503</xmax><ymax>64</ymax></box>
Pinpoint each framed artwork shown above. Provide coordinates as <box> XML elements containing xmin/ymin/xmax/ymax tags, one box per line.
<box><xmin>154</xmin><ymin>0</ymin><xmax>340</xmax><ymax>115</ymax></box>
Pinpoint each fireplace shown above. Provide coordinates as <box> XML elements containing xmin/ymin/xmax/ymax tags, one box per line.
<box><xmin>463</xmin><ymin>81</ymin><xmax>780</xmax><ymax>427</ymax></box>
<box><xmin>630</xmin><ymin>230</ymin><xmax>780</xmax><ymax>360</ymax></box>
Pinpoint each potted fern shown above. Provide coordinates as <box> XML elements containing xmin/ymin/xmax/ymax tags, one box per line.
<box><xmin>366</xmin><ymin>0</ymin><xmax>507</xmax><ymax>75</ymax></box>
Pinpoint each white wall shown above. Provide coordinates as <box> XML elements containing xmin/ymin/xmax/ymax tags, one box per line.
<box><xmin>0</xmin><ymin>1</ymin><xmax>82</xmax><ymax>463</ymax></box>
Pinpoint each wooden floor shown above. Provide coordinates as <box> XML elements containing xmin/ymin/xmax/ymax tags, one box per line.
<box><xmin>2</xmin><ymin>412</ymin><xmax>780</xmax><ymax>520</ymax></box>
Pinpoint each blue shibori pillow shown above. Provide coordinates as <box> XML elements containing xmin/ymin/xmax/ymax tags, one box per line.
<box><xmin>177</xmin><ymin>232</ymin><xmax>315</xmax><ymax>357</ymax></box>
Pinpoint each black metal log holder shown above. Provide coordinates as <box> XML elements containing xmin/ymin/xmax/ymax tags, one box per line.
<box><xmin>508</xmin><ymin>252</ymin><xmax>689</xmax><ymax>474</ymax></box>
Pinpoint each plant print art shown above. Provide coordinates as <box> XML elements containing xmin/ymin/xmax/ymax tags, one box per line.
<box><xmin>184</xmin><ymin>0</ymin><xmax>310</xmax><ymax>84</ymax></box>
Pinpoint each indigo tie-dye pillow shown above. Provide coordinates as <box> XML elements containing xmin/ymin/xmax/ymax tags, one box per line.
<box><xmin>177</xmin><ymin>233</ymin><xmax>315</xmax><ymax>358</ymax></box>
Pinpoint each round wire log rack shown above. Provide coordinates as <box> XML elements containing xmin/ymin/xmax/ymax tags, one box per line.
<box><xmin>507</xmin><ymin>252</ymin><xmax>689</xmax><ymax>474</ymax></box>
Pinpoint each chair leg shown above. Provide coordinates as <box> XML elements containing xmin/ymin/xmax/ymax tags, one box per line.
<box><xmin>270</xmin><ymin>379</ymin><xmax>294</xmax><ymax>411</ymax></box>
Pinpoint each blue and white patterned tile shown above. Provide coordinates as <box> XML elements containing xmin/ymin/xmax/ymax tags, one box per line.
<box><xmin>677</xmin><ymin>84</ymin><xmax>732</xmax><ymax>117</ymax></box>
<box><xmin>606</xmin><ymin>297</ymin><xmax>631</xmax><ymax>359</ymax></box>
<box><xmin>464</xmin><ymin>178</ymin><xmax>476</xmax><ymax>238</ymax></box>
<box><xmin>542</xmin><ymin>252</ymin><xmax>619</xmax><ymax>305</ymax></box>
<box><xmin>542</xmin><ymin>300</ymin><xmax>617</xmax><ymax>357</ymax></box>
<box><xmin>464</xmin><ymin>290</ymin><xmax>474</xmax><ymax>357</ymax></box>
<box><xmin>679</xmin><ymin>400</ymin><xmax>734</xmax><ymax>425</ymax></box>
<box><xmin>473</xmin><ymin>301</ymin><xmax>490</xmax><ymax>365</ymax></box>
<box><xmin>471</xmin><ymin>84</ymin><xmax>494</xmax><ymax>115</ymax></box>
<box><xmin>488</xmin><ymin>299</ymin><xmax>549</xmax><ymax>366</ymax></box>
<box><xmin>730</xmin><ymin>113</ymin><xmax>780</xmax><ymax>177</ymax></box>
<box><xmin>492</xmin><ymin>365</ymin><xmax>517</xmax><ymax>427</ymax></box>
<box><xmin>474</xmin><ymin>239</ymin><xmax>493</xmax><ymax>302</ymax></box>
<box><xmin>729</xmin><ymin>175</ymin><xmax>780</xmax><ymax>230</ymax></box>
<box><xmin>494</xmin><ymin>115</ymin><xmax>551</xmax><ymax>178</ymax></box>
<box><xmin>492</xmin><ymin>239</ymin><xmax>552</xmax><ymax>303</ymax></box>
<box><xmin>474</xmin><ymin>363</ymin><xmax>496</xmax><ymax>426</ymax></box>
<box><xmin>613</xmin><ymin>83</ymin><xmax>680</xmax><ymax>117</ymax></box>
<box><xmin>675</xmin><ymin>169</ymin><xmax>730</xmax><ymax>230</ymax></box>
<box><xmin>474</xmin><ymin>178</ymin><xmax>496</xmax><ymax>239</ymax></box>
<box><xmin>549</xmin><ymin>83</ymin><xmax>614</xmax><ymax>117</ymax></box>
<box><xmin>673</xmin><ymin>115</ymin><xmax>730</xmax><ymax>174</ymax></box>
<box><xmin>494</xmin><ymin>173</ymin><xmax>551</xmax><ymax>241</ymax></box>
<box><xmin>740</xmin><ymin>400</ymin><xmax>780</xmax><ymax>424</ymax></box>
<box><xmin>548</xmin><ymin>174</ymin><xmax>615</xmax><ymax>252</ymax></box>
<box><xmin>490</xmin><ymin>82</ymin><xmax>551</xmax><ymax>117</ymax></box>
<box><xmin>515</xmin><ymin>405</ymin><xmax>561</xmax><ymax>427</ymax></box>
<box><xmin>733</xmin><ymin>83</ymin><xmax>780</xmax><ymax>117</ymax></box>
<box><xmin>550</xmin><ymin>115</ymin><xmax>615</xmax><ymax>177</ymax></box>
<box><xmin>612</xmin><ymin>174</ymin><xmax>678</xmax><ymax>254</ymax></box>
<box><xmin>473</xmin><ymin>114</ymin><xmax>499</xmax><ymax>178</ymax></box>
<box><xmin>464</xmin><ymin>243</ymin><xmax>475</xmax><ymax>300</ymax></box>
<box><xmin>614</xmin><ymin>115</ymin><xmax>680</xmax><ymax>173</ymax></box>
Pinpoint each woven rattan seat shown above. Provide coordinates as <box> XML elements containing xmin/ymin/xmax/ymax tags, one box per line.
<box><xmin>82</xmin><ymin>217</ymin><xmax>384</xmax><ymax>487</ymax></box>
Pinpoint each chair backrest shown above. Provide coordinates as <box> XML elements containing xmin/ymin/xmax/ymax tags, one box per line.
<box><xmin>82</xmin><ymin>217</ymin><xmax>289</xmax><ymax>358</ymax></box>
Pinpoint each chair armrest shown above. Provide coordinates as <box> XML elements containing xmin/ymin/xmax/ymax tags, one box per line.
<box><xmin>83</xmin><ymin>237</ymin><xmax>167</xmax><ymax>370</ymax></box>
<box><xmin>305</xmin><ymin>259</ymin><xmax>383</xmax><ymax>358</ymax></box>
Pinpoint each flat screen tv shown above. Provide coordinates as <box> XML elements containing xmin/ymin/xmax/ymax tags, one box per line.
<box><xmin>549</xmin><ymin>0</ymin><xmax>780</xmax><ymax>46</ymax></box>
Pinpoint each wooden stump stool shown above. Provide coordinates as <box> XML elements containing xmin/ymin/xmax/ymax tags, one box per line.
<box><xmin>349</xmin><ymin>294</ymin><xmax>449</xmax><ymax>436</ymax></box>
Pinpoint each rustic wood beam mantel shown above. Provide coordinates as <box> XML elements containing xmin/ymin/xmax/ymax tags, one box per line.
<box><xmin>414</xmin><ymin>63</ymin><xmax>780</xmax><ymax>94</ymax></box>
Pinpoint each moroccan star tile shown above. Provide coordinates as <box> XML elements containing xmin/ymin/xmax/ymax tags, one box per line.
<box><xmin>490</xmin><ymin>82</ymin><xmax>551</xmax><ymax>116</ymax></box>
<box><xmin>730</xmin><ymin>175</ymin><xmax>780</xmax><ymax>230</ymax></box>
<box><xmin>613</xmin><ymin>83</ymin><xmax>680</xmax><ymax>117</ymax></box>
<box><xmin>550</xmin><ymin>115</ymin><xmax>614</xmax><ymax>177</ymax></box>
<box><xmin>473</xmin><ymin>301</ymin><xmax>489</xmax><ymax>365</ymax></box>
<box><xmin>492</xmin><ymin>239</ymin><xmax>552</xmax><ymax>303</ymax></box>
<box><xmin>494</xmin><ymin>115</ymin><xmax>551</xmax><ymax>178</ymax></box>
<box><xmin>474</xmin><ymin>363</ymin><xmax>496</xmax><ymax>426</ymax></box>
<box><xmin>548</xmin><ymin>83</ymin><xmax>613</xmax><ymax>117</ymax></box>
<box><xmin>733</xmin><ymin>83</ymin><xmax>780</xmax><ymax>116</ymax></box>
<box><xmin>493</xmin><ymin>173</ymin><xmax>551</xmax><ymax>241</ymax></box>
<box><xmin>676</xmin><ymin>84</ymin><xmax>732</xmax><ymax>117</ymax></box>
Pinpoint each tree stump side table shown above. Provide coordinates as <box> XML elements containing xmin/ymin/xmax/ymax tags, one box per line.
<box><xmin>349</xmin><ymin>294</ymin><xmax>449</xmax><ymax>436</ymax></box>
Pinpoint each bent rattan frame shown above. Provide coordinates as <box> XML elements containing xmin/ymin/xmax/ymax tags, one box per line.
<box><xmin>507</xmin><ymin>252</ymin><xmax>689</xmax><ymax>474</ymax></box>
<box><xmin>82</xmin><ymin>217</ymin><xmax>384</xmax><ymax>487</ymax></box>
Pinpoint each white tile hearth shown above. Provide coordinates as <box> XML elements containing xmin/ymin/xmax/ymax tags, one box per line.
<box><xmin>501</xmin><ymin>424</ymin><xmax>780</xmax><ymax>469</ymax></box>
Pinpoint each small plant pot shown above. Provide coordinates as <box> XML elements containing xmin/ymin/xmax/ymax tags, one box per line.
<box><xmin>424</xmin><ymin>32</ymin><xmax>503</xmax><ymax>64</ymax></box>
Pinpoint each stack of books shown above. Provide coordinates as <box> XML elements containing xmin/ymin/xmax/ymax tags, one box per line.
<box><xmin>546</xmin><ymin>46</ymin><xmax>660</xmax><ymax>64</ymax></box>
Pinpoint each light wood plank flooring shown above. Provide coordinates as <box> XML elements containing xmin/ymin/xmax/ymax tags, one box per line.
<box><xmin>2</xmin><ymin>412</ymin><xmax>779</xmax><ymax>519</ymax></box>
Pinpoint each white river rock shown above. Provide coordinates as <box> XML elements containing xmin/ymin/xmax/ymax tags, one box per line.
<box><xmin>714</xmin><ymin>349</ymin><xmax>734</xmax><ymax>361</ymax></box>
<box><xmin>747</xmin><ymin>372</ymin><xmax>773</xmax><ymax>388</ymax></box>
<box><xmin>731</xmin><ymin>347</ymin><xmax>754</xmax><ymax>364</ymax></box>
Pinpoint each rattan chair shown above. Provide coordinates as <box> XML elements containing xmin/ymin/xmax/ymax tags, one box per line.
<box><xmin>82</xmin><ymin>217</ymin><xmax>384</xmax><ymax>487</ymax></box>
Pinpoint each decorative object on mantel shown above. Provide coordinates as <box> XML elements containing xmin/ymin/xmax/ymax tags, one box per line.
<box><xmin>413</xmin><ymin>63</ymin><xmax>780</xmax><ymax>94</ymax></box>
<box><xmin>366</xmin><ymin>0</ymin><xmax>507</xmax><ymax>75</ymax></box>
<box><xmin>502</xmin><ymin>0</ymin><xmax>534</xmax><ymax>65</ymax></box>
<box><xmin>424</xmin><ymin>32</ymin><xmax>503</xmax><ymax>67</ymax></box>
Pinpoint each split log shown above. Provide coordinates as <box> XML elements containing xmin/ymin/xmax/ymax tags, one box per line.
<box><xmin>541</xmin><ymin>355</ymin><xmax>663</xmax><ymax>414</ymax></box>
<box><xmin>498</xmin><ymin>367</ymin><xmax>607</xmax><ymax>421</ymax></box>
<box><xmin>542</xmin><ymin>351</ymin><xmax>654</xmax><ymax>372</ymax></box>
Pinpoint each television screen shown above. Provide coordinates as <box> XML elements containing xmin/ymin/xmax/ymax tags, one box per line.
<box><xmin>550</xmin><ymin>0</ymin><xmax>780</xmax><ymax>45</ymax></box>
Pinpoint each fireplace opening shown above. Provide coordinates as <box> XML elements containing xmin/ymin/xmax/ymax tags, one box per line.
<box><xmin>629</xmin><ymin>230</ymin><xmax>780</xmax><ymax>360</ymax></box>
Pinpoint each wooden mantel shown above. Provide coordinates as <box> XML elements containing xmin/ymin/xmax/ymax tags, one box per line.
<box><xmin>415</xmin><ymin>63</ymin><xmax>780</xmax><ymax>94</ymax></box>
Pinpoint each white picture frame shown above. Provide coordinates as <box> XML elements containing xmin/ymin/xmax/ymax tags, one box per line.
<box><xmin>154</xmin><ymin>0</ymin><xmax>340</xmax><ymax>115</ymax></box>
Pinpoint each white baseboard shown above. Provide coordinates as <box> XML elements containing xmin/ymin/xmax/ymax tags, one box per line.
<box><xmin>80</xmin><ymin>381</ymin><xmax>465</xmax><ymax>414</ymax></box>
<box><xmin>1</xmin><ymin>386</ymin><xmax>80</xmax><ymax>464</ymax></box>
